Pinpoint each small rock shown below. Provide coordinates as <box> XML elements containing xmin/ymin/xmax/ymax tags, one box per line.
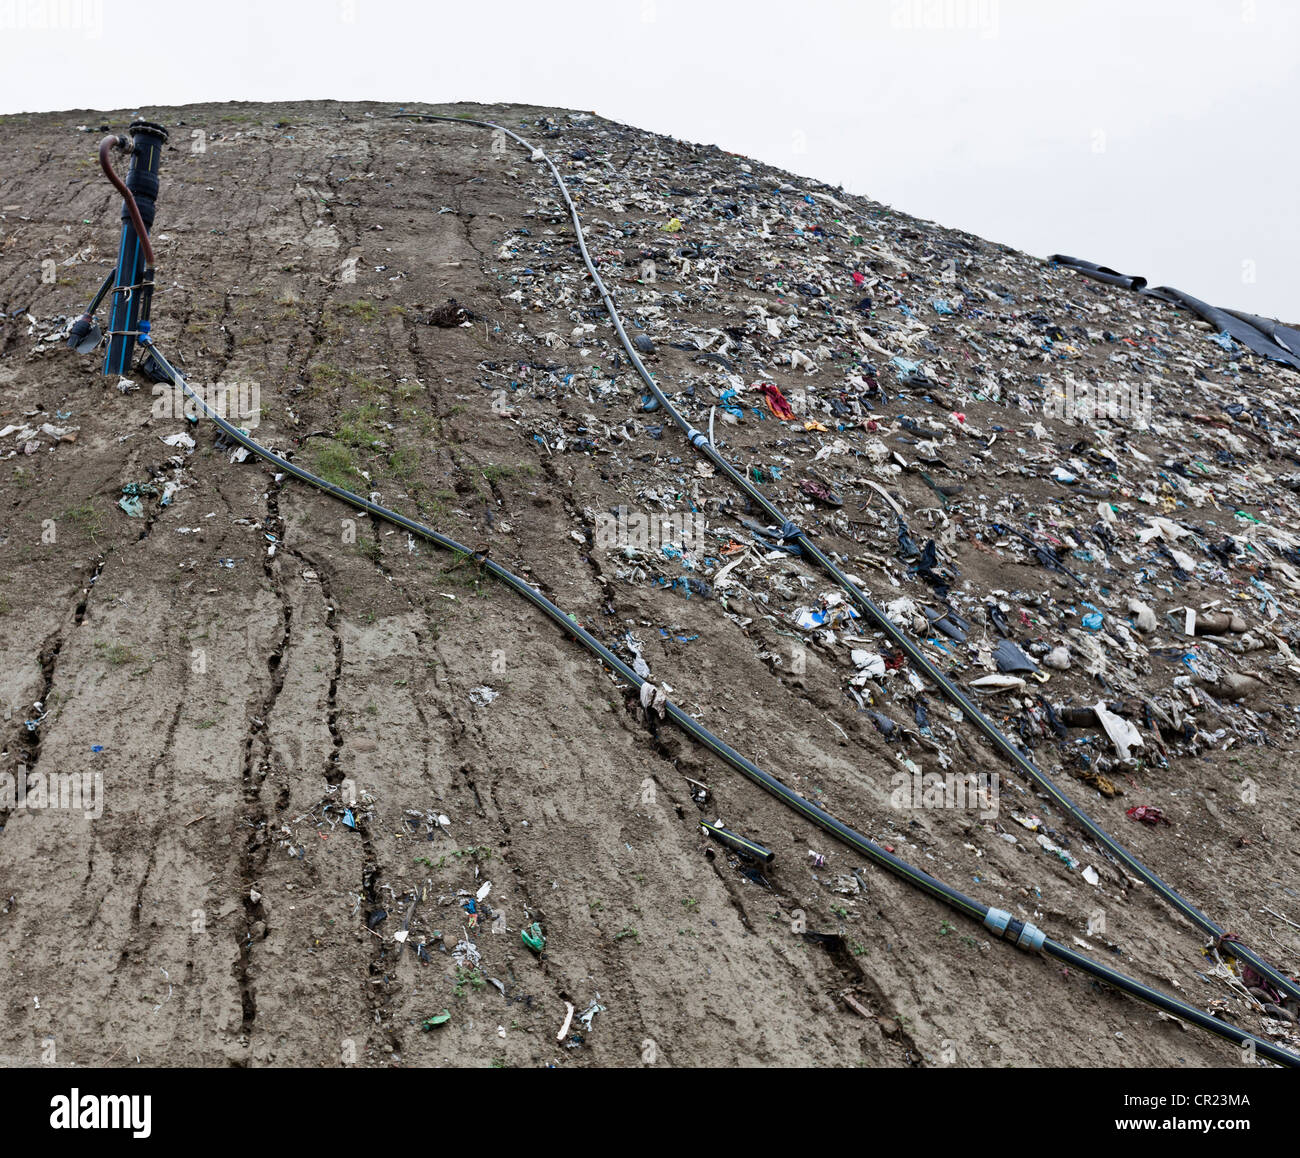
<box><xmin>1219</xmin><ymin>672</ymin><xmax>1264</xmax><ymax>701</ymax></box>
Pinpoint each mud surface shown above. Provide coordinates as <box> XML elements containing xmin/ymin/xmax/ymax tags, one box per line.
<box><xmin>0</xmin><ymin>100</ymin><xmax>1297</xmax><ymax>1068</ymax></box>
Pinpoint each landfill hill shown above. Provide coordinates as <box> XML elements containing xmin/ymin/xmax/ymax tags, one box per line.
<box><xmin>0</xmin><ymin>99</ymin><xmax>1298</xmax><ymax>1069</ymax></box>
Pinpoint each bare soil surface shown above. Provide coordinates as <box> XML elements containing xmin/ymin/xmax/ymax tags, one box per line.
<box><xmin>0</xmin><ymin>100</ymin><xmax>1297</xmax><ymax>1068</ymax></box>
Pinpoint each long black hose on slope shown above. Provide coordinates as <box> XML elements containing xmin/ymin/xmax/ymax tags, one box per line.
<box><xmin>388</xmin><ymin>111</ymin><xmax>1300</xmax><ymax>1010</ymax></box>
<box><xmin>137</xmin><ymin>339</ymin><xmax>1297</xmax><ymax>1067</ymax></box>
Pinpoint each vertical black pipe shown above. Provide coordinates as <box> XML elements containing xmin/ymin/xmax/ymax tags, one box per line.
<box><xmin>104</xmin><ymin>120</ymin><xmax>167</xmax><ymax>377</ymax></box>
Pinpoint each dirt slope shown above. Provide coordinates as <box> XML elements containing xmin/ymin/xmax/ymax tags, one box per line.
<box><xmin>0</xmin><ymin>100</ymin><xmax>1297</xmax><ymax>1068</ymax></box>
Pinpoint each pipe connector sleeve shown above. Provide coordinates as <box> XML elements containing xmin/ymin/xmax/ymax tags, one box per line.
<box><xmin>984</xmin><ymin>908</ymin><xmax>1011</xmax><ymax>937</ymax></box>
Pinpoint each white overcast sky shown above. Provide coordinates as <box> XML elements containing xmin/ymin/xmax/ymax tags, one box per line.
<box><xmin>3</xmin><ymin>0</ymin><xmax>1296</xmax><ymax>319</ymax></box>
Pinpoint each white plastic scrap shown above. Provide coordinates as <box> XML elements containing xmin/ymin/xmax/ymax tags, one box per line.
<box><xmin>557</xmin><ymin>1001</ymin><xmax>575</xmax><ymax>1041</ymax></box>
<box><xmin>850</xmin><ymin>650</ymin><xmax>887</xmax><ymax>678</ymax></box>
<box><xmin>884</xmin><ymin>597</ymin><xmax>919</xmax><ymax>628</ymax></box>
<box><xmin>1093</xmin><ymin>701</ymin><xmax>1145</xmax><ymax>761</ymax></box>
<box><xmin>452</xmin><ymin>938</ymin><xmax>481</xmax><ymax>969</ymax></box>
<box><xmin>577</xmin><ymin>1000</ymin><xmax>606</xmax><ymax>1031</ymax></box>
<box><xmin>640</xmin><ymin>681</ymin><xmax>667</xmax><ymax>717</ymax></box>
<box><xmin>1127</xmin><ymin>598</ymin><xmax>1158</xmax><ymax>633</ymax></box>
<box><xmin>625</xmin><ymin>633</ymin><xmax>652</xmax><ymax>679</ymax></box>
<box><xmin>1043</xmin><ymin>646</ymin><xmax>1071</xmax><ymax>670</ymax></box>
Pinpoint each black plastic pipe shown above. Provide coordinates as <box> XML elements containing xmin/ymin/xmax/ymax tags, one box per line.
<box><xmin>388</xmin><ymin>112</ymin><xmax>1300</xmax><ymax>1008</ymax></box>
<box><xmin>65</xmin><ymin>269</ymin><xmax>115</xmax><ymax>352</ymax></box>
<box><xmin>103</xmin><ymin>120</ymin><xmax>166</xmax><ymax>377</ymax></box>
<box><xmin>701</xmin><ymin>820</ymin><xmax>775</xmax><ymax>864</ymax></box>
<box><xmin>136</xmin><ymin>335</ymin><xmax>1299</xmax><ymax>1068</ymax></box>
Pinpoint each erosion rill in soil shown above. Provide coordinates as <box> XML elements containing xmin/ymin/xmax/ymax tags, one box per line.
<box><xmin>0</xmin><ymin>100</ymin><xmax>1297</xmax><ymax>1068</ymax></box>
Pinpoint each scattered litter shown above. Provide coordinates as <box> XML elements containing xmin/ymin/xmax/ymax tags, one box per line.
<box><xmin>577</xmin><ymin>1000</ymin><xmax>606</xmax><ymax>1031</ymax></box>
<box><xmin>557</xmin><ymin>1001</ymin><xmax>575</xmax><ymax>1041</ymax></box>
<box><xmin>1126</xmin><ymin>805</ymin><xmax>1171</xmax><ymax>827</ymax></box>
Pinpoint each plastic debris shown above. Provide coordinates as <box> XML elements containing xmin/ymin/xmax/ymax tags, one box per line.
<box><xmin>1093</xmin><ymin>701</ymin><xmax>1145</xmax><ymax>761</ymax></box>
<box><xmin>1126</xmin><ymin>805</ymin><xmax>1172</xmax><ymax>827</ymax></box>
<box><xmin>117</xmin><ymin>481</ymin><xmax>157</xmax><ymax>518</ymax></box>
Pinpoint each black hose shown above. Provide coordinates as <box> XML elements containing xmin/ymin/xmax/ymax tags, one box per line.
<box><xmin>389</xmin><ymin>111</ymin><xmax>1300</xmax><ymax>1008</ymax></box>
<box><xmin>66</xmin><ymin>271</ymin><xmax>117</xmax><ymax>352</ymax></box>
<box><xmin>135</xmin><ymin>336</ymin><xmax>1299</xmax><ymax>1067</ymax></box>
<box><xmin>701</xmin><ymin>820</ymin><xmax>775</xmax><ymax>864</ymax></box>
<box><xmin>79</xmin><ymin>270</ymin><xmax>116</xmax><ymax>318</ymax></box>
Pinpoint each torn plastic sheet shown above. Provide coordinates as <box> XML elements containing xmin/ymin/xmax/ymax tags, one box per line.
<box><xmin>993</xmin><ymin>638</ymin><xmax>1038</xmax><ymax>673</ymax></box>
<box><xmin>1093</xmin><ymin>700</ymin><xmax>1145</xmax><ymax>761</ymax></box>
<box><xmin>794</xmin><ymin>605</ymin><xmax>861</xmax><ymax>631</ymax></box>
<box><xmin>1050</xmin><ymin>254</ymin><xmax>1300</xmax><ymax>370</ymax></box>
<box><xmin>117</xmin><ymin>481</ymin><xmax>157</xmax><ymax>517</ymax></box>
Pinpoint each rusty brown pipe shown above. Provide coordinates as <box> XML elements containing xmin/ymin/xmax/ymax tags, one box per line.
<box><xmin>98</xmin><ymin>133</ymin><xmax>155</xmax><ymax>267</ymax></box>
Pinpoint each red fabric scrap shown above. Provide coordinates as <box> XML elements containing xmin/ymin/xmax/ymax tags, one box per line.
<box><xmin>758</xmin><ymin>383</ymin><xmax>796</xmax><ymax>421</ymax></box>
<box><xmin>1125</xmin><ymin>805</ymin><xmax>1171</xmax><ymax>827</ymax></box>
